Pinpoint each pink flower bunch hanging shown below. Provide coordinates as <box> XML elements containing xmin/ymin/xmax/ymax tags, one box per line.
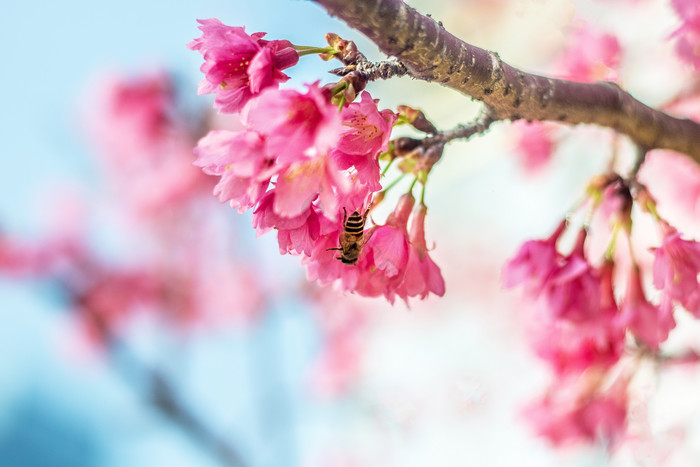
<box><xmin>189</xmin><ymin>20</ymin><xmax>445</xmax><ymax>303</ymax></box>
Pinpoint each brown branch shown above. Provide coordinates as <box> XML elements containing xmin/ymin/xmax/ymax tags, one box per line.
<box><xmin>313</xmin><ymin>0</ymin><xmax>700</xmax><ymax>164</ymax></box>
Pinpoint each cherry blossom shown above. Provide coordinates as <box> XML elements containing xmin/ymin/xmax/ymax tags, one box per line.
<box><xmin>503</xmin><ymin>220</ymin><xmax>566</xmax><ymax>296</ymax></box>
<box><xmin>243</xmin><ymin>83</ymin><xmax>342</xmax><ymax>165</ymax></box>
<box><xmin>252</xmin><ymin>190</ymin><xmax>322</xmax><ymax>256</ymax></box>
<box><xmin>193</xmin><ymin>129</ymin><xmax>272</xmax><ymax>212</ymax></box>
<box><xmin>533</xmin><ymin>261</ymin><xmax>624</xmax><ymax>375</ymax></box>
<box><xmin>353</xmin><ymin>193</ymin><xmax>414</xmax><ymax>300</ymax></box>
<box><xmin>620</xmin><ymin>266</ymin><xmax>676</xmax><ymax>349</ymax></box>
<box><xmin>396</xmin><ymin>203</ymin><xmax>445</xmax><ymax>302</ymax></box>
<box><xmin>188</xmin><ymin>19</ymin><xmax>299</xmax><ymax>113</ymax></box>
<box><xmin>331</xmin><ymin>91</ymin><xmax>398</xmax><ymax>191</ymax></box>
<box><xmin>274</xmin><ymin>154</ymin><xmax>349</xmax><ymax>219</ymax></box>
<box><xmin>652</xmin><ymin>227</ymin><xmax>700</xmax><ymax>316</ymax></box>
<box><xmin>543</xmin><ymin>229</ymin><xmax>602</xmax><ymax>323</ymax></box>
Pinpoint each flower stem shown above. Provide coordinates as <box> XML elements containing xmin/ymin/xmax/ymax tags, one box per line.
<box><xmin>604</xmin><ymin>221</ymin><xmax>620</xmax><ymax>261</ymax></box>
<box><xmin>380</xmin><ymin>173</ymin><xmax>406</xmax><ymax>194</ymax></box>
<box><xmin>408</xmin><ymin>177</ymin><xmax>418</xmax><ymax>194</ymax></box>
<box><xmin>294</xmin><ymin>46</ymin><xmax>339</xmax><ymax>57</ymax></box>
<box><xmin>381</xmin><ymin>158</ymin><xmax>395</xmax><ymax>176</ymax></box>
<box><xmin>335</xmin><ymin>94</ymin><xmax>346</xmax><ymax>111</ymax></box>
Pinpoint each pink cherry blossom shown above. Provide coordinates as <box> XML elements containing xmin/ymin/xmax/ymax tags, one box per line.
<box><xmin>276</xmin><ymin>214</ymin><xmax>322</xmax><ymax>257</ymax></box>
<box><xmin>543</xmin><ymin>229</ymin><xmax>602</xmax><ymax>322</ymax></box>
<box><xmin>193</xmin><ymin>129</ymin><xmax>273</xmax><ymax>212</ymax></box>
<box><xmin>252</xmin><ymin>190</ymin><xmax>321</xmax><ymax>256</ymax></box>
<box><xmin>396</xmin><ymin>203</ymin><xmax>445</xmax><ymax>302</ymax></box>
<box><xmin>194</xmin><ymin>84</ymin><xmax>369</xmax><ymax>221</ymax></box>
<box><xmin>188</xmin><ymin>19</ymin><xmax>299</xmax><ymax>113</ymax></box>
<box><xmin>353</xmin><ymin>193</ymin><xmax>414</xmax><ymax>302</ymax></box>
<box><xmin>670</xmin><ymin>0</ymin><xmax>700</xmax><ymax>69</ymax></box>
<box><xmin>304</xmin><ymin>229</ymin><xmax>350</xmax><ymax>285</ymax></box>
<box><xmin>503</xmin><ymin>220</ymin><xmax>566</xmax><ymax>295</ymax></box>
<box><xmin>533</xmin><ymin>261</ymin><xmax>624</xmax><ymax>374</ymax></box>
<box><xmin>652</xmin><ymin>228</ymin><xmax>700</xmax><ymax>316</ymax></box>
<box><xmin>331</xmin><ymin>91</ymin><xmax>398</xmax><ymax>191</ymax></box>
<box><xmin>243</xmin><ymin>83</ymin><xmax>343</xmax><ymax>165</ymax></box>
<box><xmin>304</xmin><ymin>194</ymin><xmax>414</xmax><ymax>302</ymax></box>
<box><xmin>366</xmin><ymin>194</ymin><xmax>413</xmax><ymax>278</ymax></box>
<box><xmin>274</xmin><ymin>154</ymin><xmax>349</xmax><ymax>219</ymax></box>
<box><xmin>526</xmin><ymin>374</ymin><xmax>629</xmax><ymax>448</ymax></box>
<box><xmin>620</xmin><ymin>266</ymin><xmax>676</xmax><ymax>349</ymax></box>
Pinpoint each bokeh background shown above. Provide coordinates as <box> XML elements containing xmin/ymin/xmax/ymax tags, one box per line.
<box><xmin>1</xmin><ymin>0</ymin><xmax>695</xmax><ymax>466</ymax></box>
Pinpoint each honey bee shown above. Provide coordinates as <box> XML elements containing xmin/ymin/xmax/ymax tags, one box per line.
<box><xmin>328</xmin><ymin>207</ymin><xmax>371</xmax><ymax>265</ymax></box>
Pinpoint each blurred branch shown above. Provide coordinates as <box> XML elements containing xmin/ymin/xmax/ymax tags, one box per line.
<box><xmin>313</xmin><ymin>0</ymin><xmax>700</xmax><ymax>164</ymax></box>
<box><xmin>84</xmin><ymin>306</ymin><xmax>247</xmax><ymax>467</ymax></box>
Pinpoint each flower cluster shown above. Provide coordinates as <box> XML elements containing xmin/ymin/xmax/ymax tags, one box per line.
<box><xmin>189</xmin><ymin>20</ymin><xmax>445</xmax><ymax>303</ymax></box>
<box><xmin>505</xmin><ymin>175</ymin><xmax>700</xmax><ymax>447</ymax></box>
<box><xmin>306</xmin><ymin>193</ymin><xmax>444</xmax><ymax>303</ymax></box>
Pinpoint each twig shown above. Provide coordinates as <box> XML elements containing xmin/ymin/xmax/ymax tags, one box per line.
<box><xmin>79</xmin><ymin>299</ymin><xmax>247</xmax><ymax>467</ymax></box>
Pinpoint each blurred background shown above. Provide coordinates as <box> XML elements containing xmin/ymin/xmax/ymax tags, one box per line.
<box><xmin>1</xmin><ymin>0</ymin><xmax>697</xmax><ymax>466</ymax></box>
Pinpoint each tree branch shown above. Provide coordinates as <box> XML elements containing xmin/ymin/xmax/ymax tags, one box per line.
<box><xmin>313</xmin><ymin>0</ymin><xmax>700</xmax><ymax>164</ymax></box>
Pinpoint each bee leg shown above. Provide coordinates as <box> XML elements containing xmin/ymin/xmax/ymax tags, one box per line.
<box><xmin>362</xmin><ymin>207</ymin><xmax>370</xmax><ymax>222</ymax></box>
<box><xmin>362</xmin><ymin>206</ymin><xmax>378</xmax><ymax>227</ymax></box>
<box><xmin>326</xmin><ymin>247</ymin><xmax>343</xmax><ymax>251</ymax></box>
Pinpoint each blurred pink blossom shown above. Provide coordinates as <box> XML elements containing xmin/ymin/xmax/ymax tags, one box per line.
<box><xmin>543</xmin><ymin>229</ymin><xmax>602</xmax><ymax>323</ymax></box>
<box><xmin>512</xmin><ymin>121</ymin><xmax>557</xmax><ymax>172</ymax></box>
<box><xmin>533</xmin><ymin>261</ymin><xmax>624</xmax><ymax>374</ymax></box>
<box><xmin>670</xmin><ymin>0</ymin><xmax>700</xmax><ymax>69</ymax></box>
<box><xmin>88</xmin><ymin>72</ymin><xmax>210</xmax><ymax>217</ymax></box>
<box><xmin>555</xmin><ymin>22</ymin><xmax>621</xmax><ymax>82</ymax></box>
<box><xmin>526</xmin><ymin>374</ymin><xmax>629</xmax><ymax>448</ymax></box>
<box><xmin>503</xmin><ymin>220</ymin><xmax>566</xmax><ymax>296</ymax></box>
<box><xmin>652</xmin><ymin>227</ymin><xmax>700</xmax><ymax>316</ymax></box>
<box><xmin>620</xmin><ymin>266</ymin><xmax>676</xmax><ymax>349</ymax></box>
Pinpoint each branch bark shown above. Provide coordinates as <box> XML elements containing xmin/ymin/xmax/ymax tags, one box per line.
<box><xmin>313</xmin><ymin>0</ymin><xmax>700</xmax><ymax>164</ymax></box>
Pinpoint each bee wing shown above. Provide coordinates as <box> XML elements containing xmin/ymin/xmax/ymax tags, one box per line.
<box><xmin>361</xmin><ymin>225</ymin><xmax>378</xmax><ymax>247</ymax></box>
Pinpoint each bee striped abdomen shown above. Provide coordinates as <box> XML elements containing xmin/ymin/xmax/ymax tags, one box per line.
<box><xmin>344</xmin><ymin>211</ymin><xmax>365</xmax><ymax>235</ymax></box>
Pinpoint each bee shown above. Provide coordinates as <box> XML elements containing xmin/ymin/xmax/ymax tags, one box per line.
<box><xmin>328</xmin><ymin>207</ymin><xmax>371</xmax><ymax>265</ymax></box>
